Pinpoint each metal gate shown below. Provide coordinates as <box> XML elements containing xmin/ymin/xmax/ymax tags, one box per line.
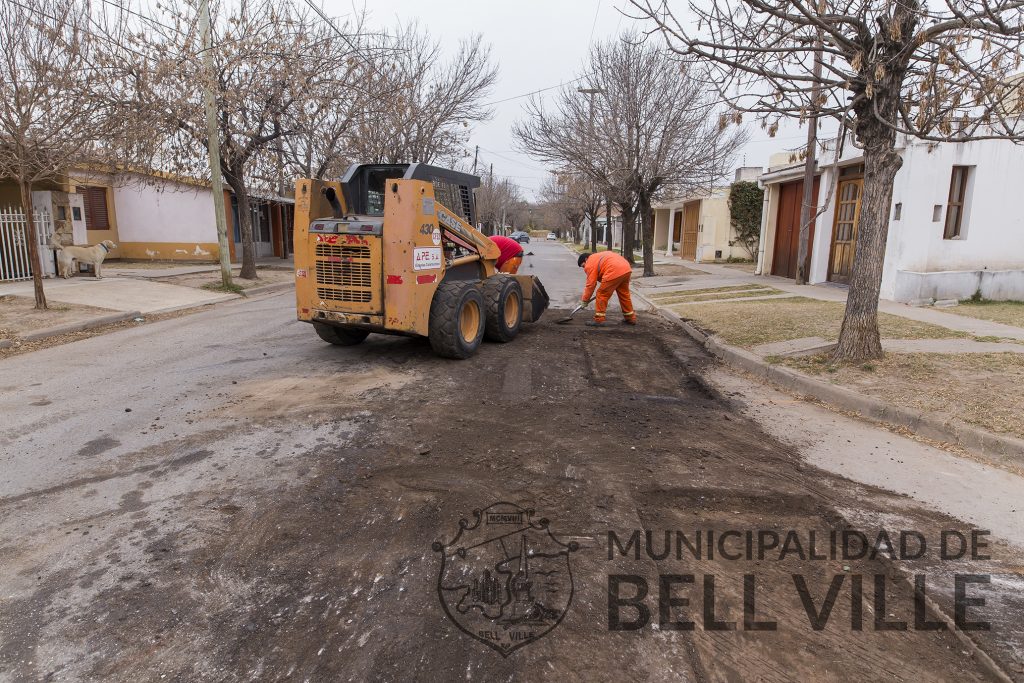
<box><xmin>0</xmin><ymin>205</ymin><xmax>55</xmax><ymax>281</ymax></box>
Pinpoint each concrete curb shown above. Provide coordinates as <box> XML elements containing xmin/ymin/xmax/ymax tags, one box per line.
<box><xmin>138</xmin><ymin>296</ymin><xmax>238</xmax><ymax>315</ymax></box>
<box><xmin>243</xmin><ymin>281</ymin><xmax>294</xmax><ymax>297</ymax></box>
<box><xmin>17</xmin><ymin>310</ymin><xmax>143</xmax><ymax>343</ymax></box>
<box><xmin>633</xmin><ymin>287</ymin><xmax>1024</xmax><ymax>466</ymax></box>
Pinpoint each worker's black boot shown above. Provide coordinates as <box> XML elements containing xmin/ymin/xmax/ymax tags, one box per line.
<box><xmin>585</xmin><ymin>320</ymin><xmax>606</xmax><ymax>327</ymax></box>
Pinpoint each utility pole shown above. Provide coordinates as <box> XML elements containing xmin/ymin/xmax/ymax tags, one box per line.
<box><xmin>199</xmin><ymin>0</ymin><xmax>233</xmax><ymax>287</ymax></box>
<box><xmin>795</xmin><ymin>0</ymin><xmax>824</xmax><ymax>285</ymax></box>
<box><xmin>472</xmin><ymin>145</ymin><xmax>479</xmax><ymax>175</ymax></box>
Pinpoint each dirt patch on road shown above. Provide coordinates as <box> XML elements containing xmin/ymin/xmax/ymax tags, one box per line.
<box><xmin>218</xmin><ymin>367</ymin><xmax>420</xmax><ymax>419</ymax></box>
<box><xmin>1</xmin><ymin>314</ymin><xmax>1016</xmax><ymax>682</ymax></box>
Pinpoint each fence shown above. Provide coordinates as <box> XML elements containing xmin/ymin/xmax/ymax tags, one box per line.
<box><xmin>0</xmin><ymin>205</ymin><xmax>55</xmax><ymax>282</ymax></box>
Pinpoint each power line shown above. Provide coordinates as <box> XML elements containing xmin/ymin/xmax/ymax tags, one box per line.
<box><xmin>477</xmin><ymin>145</ymin><xmax>551</xmax><ymax>173</ymax></box>
<box><xmin>299</xmin><ymin>0</ymin><xmax>372</xmax><ymax>64</ymax></box>
<box><xmin>96</xmin><ymin>0</ymin><xmax>181</xmax><ymax>35</ymax></box>
<box><xmin>614</xmin><ymin>0</ymin><xmax>627</xmax><ymax>34</ymax></box>
<box><xmin>480</xmin><ymin>75</ymin><xmax>590</xmax><ymax>107</ymax></box>
<box><xmin>588</xmin><ymin>0</ymin><xmax>602</xmax><ymax>45</ymax></box>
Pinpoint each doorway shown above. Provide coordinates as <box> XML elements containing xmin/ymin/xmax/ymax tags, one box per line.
<box><xmin>771</xmin><ymin>177</ymin><xmax>820</xmax><ymax>279</ymax></box>
<box><xmin>827</xmin><ymin>179</ymin><xmax>863</xmax><ymax>284</ymax></box>
<box><xmin>681</xmin><ymin>201</ymin><xmax>699</xmax><ymax>260</ymax></box>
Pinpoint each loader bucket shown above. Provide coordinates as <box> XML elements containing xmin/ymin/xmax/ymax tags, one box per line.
<box><xmin>515</xmin><ymin>275</ymin><xmax>549</xmax><ymax>323</ymax></box>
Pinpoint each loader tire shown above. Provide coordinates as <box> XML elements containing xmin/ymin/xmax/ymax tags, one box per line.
<box><xmin>429</xmin><ymin>281</ymin><xmax>485</xmax><ymax>359</ymax></box>
<box><xmin>482</xmin><ymin>274</ymin><xmax>523</xmax><ymax>343</ymax></box>
<box><xmin>313</xmin><ymin>322</ymin><xmax>369</xmax><ymax>346</ymax></box>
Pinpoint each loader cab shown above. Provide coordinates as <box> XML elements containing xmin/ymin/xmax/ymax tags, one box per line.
<box><xmin>339</xmin><ymin>163</ymin><xmax>480</xmax><ymax>225</ymax></box>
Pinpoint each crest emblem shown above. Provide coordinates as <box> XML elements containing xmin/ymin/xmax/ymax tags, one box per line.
<box><xmin>432</xmin><ymin>502</ymin><xmax>579</xmax><ymax>656</ymax></box>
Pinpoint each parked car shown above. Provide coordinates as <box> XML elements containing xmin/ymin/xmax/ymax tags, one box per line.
<box><xmin>546</xmin><ymin>232</ymin><xmax>557</xmax><ymax>241</ymax></box>
<box><xmin>510</xmin><ymin>231</ymin><xmax>530</xmax><ymax>244</ymax></box>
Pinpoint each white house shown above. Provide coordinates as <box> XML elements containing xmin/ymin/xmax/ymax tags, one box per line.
<box><xmin>652</xmin><ymin>167</ymin><xmax>762</xmax><ymax>262</ymax></box>
<box><xmin>757</xmin><ymin>134</ymin><xmax>1024</xmax><ymax>303</ymax></box>
<box><xmin>27</xmin><ymin>170</ymin><xmax>295</xmax><ymax>263</ymax></box>
<box><xmin>580</xmin><ymin>207</ymin><xmax>623</xmax><ymax>250</ymax></box>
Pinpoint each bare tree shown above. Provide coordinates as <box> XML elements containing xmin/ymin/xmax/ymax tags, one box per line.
<box><xmin>515</xmin><ymin>34</ymin><xmax>745</xmax><ymax>276</ymax></box>
<box><xmin>475</xmin><ymin>168</ymin><xmax>524</xmax><ymax>234</ymax></box>
<box><xmin>544</xmin><ymin>173</ymin><xmax>603</xmax><ymax>248</ymax></box>
<box><xmin>127</xmin><ymin>0</ymin><xmax>352</xmax><ymax>279</ymax></box>
<box><xmin>347</xmin><ymin>24</ymin><xmax>498</xmax><ymax>166</ymax></box>
<box><xmin>275</xmin><ymin>16</ymin><xmax>406</xmax><ymax>181</ymax></box>
<box><xmin>0</xmin><ymin>0</ymin><xmax>134</xmax><ymax>308</ymax></box>
<box><xmin>633</xmin><ymin>0</ymin><xmax>1024</xmax><ymax>361</ymax></box>
<box><xmin>537</xmin><ymin>175</ymin><xmax>587</xmax><ymax>240</ymax></box>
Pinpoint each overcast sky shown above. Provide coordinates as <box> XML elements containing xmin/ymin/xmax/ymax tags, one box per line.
<box><xmin>326</xmin><ymin>0</ymin><xmax>819</xmax><ymax>199</ymax></box>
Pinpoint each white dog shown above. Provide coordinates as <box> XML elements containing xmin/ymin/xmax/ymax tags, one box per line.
<box><xmin>50</xmin><ymin>238</ymin><xmax>117</xmax><ymax>278</ymax></box>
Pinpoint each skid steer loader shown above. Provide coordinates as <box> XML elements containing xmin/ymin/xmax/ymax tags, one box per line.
<box><xmin>294</xmin><ymin>163</ymin><xmax>549</xmax><ymax>359</ymax></box>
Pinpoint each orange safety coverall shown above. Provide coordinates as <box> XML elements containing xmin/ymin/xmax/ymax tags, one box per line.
<box><xmin>582</xmin><ymin>252</ymin><xmax>636</xmax><ymax>322</ymax></box>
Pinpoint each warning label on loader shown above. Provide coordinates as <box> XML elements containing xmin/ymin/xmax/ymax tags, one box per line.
<box><xmin>413</xmin><ymin>247</ymin><xmax>442</xmax><ymax>271</ymax></box>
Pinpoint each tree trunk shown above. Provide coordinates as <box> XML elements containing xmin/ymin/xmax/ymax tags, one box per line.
<box><xmin>795</xmin><ymin>131</ymin><xmax>818</xmax><ymax>285</ymax></box>
<box><xmin>620</xmin><ymin>202</ymin><xmax>635</xmax><ymax>264</ymax></box>
<box><xmin>639</xmin><ymin>192</ymin><xmax>655</xmax><ymax>277</ymax></box>
<box><xmin>19</xmin><ymin>180</ymin><xmax>47</xmax><ymax>309</ymax></box>
<box><xmin>605</xmin><ymin>196</ymin><xmax>613</xmax><ymax>250</ymax></box>
<box><xmin>831</xmin><ymin>145</ymin><xmax>903</xmax><ymax>363</ymax></box>
<box><xmin>589</xmin><ymin>212</ymin><xmax>597</xmax><ymax>253</ymax></box>
<box><xmin>224</xmin><ymin>165</ymin><xmax>258</xmax><ymax>280</ymax></box>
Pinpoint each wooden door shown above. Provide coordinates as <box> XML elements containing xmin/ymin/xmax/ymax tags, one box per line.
<box><xmin>827</xmin><ymin>179</ymin><xmax>862</xmax><ymax>284</ymax></box>
<box><xmin>672</xmin><ymin>210</ymin><xmax>682</xmax><ymax>244</ymax></box>
<box><xmin>681</xmin><ymin>201</ymin><xmax>699</xmax><ymax>260</ymax></box>
<box><xmin>771</xmin><ymin>178</ymin><xmax>820</xmax><ymax>279</ymax></box>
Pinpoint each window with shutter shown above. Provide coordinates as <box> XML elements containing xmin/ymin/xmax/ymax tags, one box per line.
<box><xmin>82</xmin><ymin>186</ymin><xmax>110</xmax><ymax>230</ymax></box>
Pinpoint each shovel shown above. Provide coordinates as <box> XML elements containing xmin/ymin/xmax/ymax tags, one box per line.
<box><xmin>556</xmin><ymin>302</ymin><xmax>587</xmax><ymax>325</ymax></box>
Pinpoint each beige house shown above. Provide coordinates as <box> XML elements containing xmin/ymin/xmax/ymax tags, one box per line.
<box><xmin>651</xmin><ymin>167</ymin><xmax>762</xmax><ymax>262</ymax></box>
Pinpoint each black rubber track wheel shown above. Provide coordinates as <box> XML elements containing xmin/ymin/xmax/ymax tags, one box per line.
<box><xmin>482</xmin><ymin>274</ymin><xmax>523</xmax><ymax>343</ymax></box>
<box><xmin>428</xmin><ymin>280</ymin><xmax>486</xmax><ymax>359</ymax></box>
<box><xmin>313</xmin><ymin>322</ymin><xmax>370</xmax><ymax>346</ymax></box>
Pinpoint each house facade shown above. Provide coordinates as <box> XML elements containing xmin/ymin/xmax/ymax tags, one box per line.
<box><xmin>580</xmin><ymin>206</ymin><xmax>623</xmax><ymax>250</ymax></box>
<box><xmin>757</xmin><ymin>135</ymin><xmax>1024</xmax><ymax>303</ymax></box>
<box><xmin>1</xmin><ymin>170</ymin><xmax>293</xmax><ymax>278</ymax></box>
<box><xmin>651</xmin><ymin>167</ymin><xmax>762</xmax><ymax>262</ymax></box>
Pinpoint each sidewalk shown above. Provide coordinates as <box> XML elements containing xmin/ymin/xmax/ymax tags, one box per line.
<box><xmin>0</xmin><ymin>277</ymin><xmax>238</xmax><ymax>315</ymax></box>
<box><xmin>633</xmin><ymin>254</ymin><xmax>1024</xmax><ymax>460</ymax></box>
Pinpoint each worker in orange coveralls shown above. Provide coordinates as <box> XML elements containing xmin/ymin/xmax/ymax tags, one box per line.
<box><xmin>490</xmin><ymin>235</ymin><xmax>524</xmax><ymax>274</ymax></box>
<box><xmin>577</xmin><ymin>251</ymin><xmax>637</xmax><ymax>327</ymax></box>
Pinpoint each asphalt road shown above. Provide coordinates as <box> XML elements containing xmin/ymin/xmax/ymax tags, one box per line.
<box><xmin>0</xmin><ymin>242</ymin><xmax>1020</xmax><ymax>682</ymax></box>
